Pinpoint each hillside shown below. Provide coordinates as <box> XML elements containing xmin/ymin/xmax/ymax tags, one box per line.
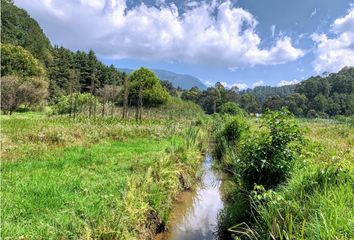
<box><xmin>1</xmin><ymin>0</ymin><xmax>53</xmax><ymax>65</ymax></box>
<box><xmin>120</xmin><ymin>68</ymin><xmax>207</xmax><ymax>90</ymax></box>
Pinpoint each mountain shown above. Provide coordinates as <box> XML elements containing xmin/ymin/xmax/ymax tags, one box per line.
<box><xmin>1</xmin><ymin>0</ymin><xmax>53</xmax><ymax>65</ymax></box>
<box><xmin>120</xmin><ymin>68</ymin><xmax>207</xmax><ymax>90</ymax></box>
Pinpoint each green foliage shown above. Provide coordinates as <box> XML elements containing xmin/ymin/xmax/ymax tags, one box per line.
<box><xmin>239</xmin><ymin>93</ymin><xmax>260</xmax><ymax>113</ymax></box>
<box><xmin>218</xmin><ymin>117</ymin><xmax>353</xmax><ymax>240</ymax></box>
<box><xmin>213</xmin><ymin>115</ymin><xmax>247</xmax><ymax>161</ymax></box>
<box><xmin>219</xmin><ymin>102</ymin><xmax>243</xmax><ymax>116</ymax></box>
<box><xmin>53</xmin><ymin>93</ymin><xmax>98</xmax><ymax>114</ymax></box>
<box><xmin>223</xmin><ymin>117</ymin><xmax>246</xmax><ymax>144</ymax></box>
<box><xmin>1</xmin><ymin>0</ymin><xmax>53</xmax><ymax>65</ymax></box>
<box><xmin>1</xmin><ymin>44</ymin><xmax>46</xmax><ymax>78</ymax></box>
<box><xmin>129</xmin><ymin>67</ymin><xmax>169</xmax><ymax>107</ymax></box>
<box><xmin>240</xmin><ymin>110</ymin><xmax>303</xmax><ymax>189</ymax></box>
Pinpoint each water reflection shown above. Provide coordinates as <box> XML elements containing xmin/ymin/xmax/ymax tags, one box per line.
<box><xmin>158</xmin><ymin>154</ymin><xmax>224</xmax><ymax>240</ymax></box>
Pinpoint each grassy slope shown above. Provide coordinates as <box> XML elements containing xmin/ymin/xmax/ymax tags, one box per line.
<box><xmin>0</xmin><ymin>111</ymin><xmax>205</xmax><ymax>239</ymax></box>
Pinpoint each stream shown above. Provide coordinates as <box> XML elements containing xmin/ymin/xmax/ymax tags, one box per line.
<box><xmin>156</xmin><ymin>153</ymin><xmax>225</xmax><ymax>240</ymax></box>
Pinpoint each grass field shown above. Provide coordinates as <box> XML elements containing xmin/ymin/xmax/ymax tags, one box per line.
<box><xmin>0</xmin><ymin>109</ymin><xmax>206</xmax><ymax>239</ymax></box>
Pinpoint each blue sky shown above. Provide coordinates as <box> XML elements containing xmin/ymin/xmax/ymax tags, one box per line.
<box><xmin>15</xmin><ymin>0</ymin><xmax>354</xmax><ymax>89</ymax></box>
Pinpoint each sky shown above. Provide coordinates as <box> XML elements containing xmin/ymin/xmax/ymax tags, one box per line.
<box><xmin>15</xmin><ymin>0</ymin><xmax>354</xmax><ymax>89</ymax></box>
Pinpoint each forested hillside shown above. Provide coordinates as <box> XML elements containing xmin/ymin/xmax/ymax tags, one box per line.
<box><xmin>181</xmin><ymin>67</ymin><xmax>354</xmax><ymax>117</ymax></box>
<box><xmin>1</xmin><ymin>0</ymin><xmax>52</xmax><ymax>65</ymax></box>
<box><xmin>242</xmin><ymin>85</ymin><xmax>296</xmax><ymax>105</ymax></box>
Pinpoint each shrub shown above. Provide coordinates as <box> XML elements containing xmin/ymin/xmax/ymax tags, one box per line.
<box><xmin>223</xmin><ymin>117</ymin><xmax>246</xmax><ymax>144</ymax></box>
<box><xmin>240</xmin><ymin>109</ymin><xmax>303</xmax><ymax>189</ymax></box>
<box><xmin>214</xmin><ymin>115</ymin><xmax>247</xmax><ymax>160</ymax></box>
<box><xmin>219</xmin><ymin>102</ymin><xmax>243</xmax><ymax>116</ymax></box>
<box><xmin>54</xmin><ymin>93</ymin><xmax>98</xmax><ymax>114</ymax></box>
<box><xmin>0</xmin><ymin>76</ymin><xmax>21</xmax><ymax>114</ymax></box>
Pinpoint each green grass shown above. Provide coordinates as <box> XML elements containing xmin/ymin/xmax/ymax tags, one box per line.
<box><xmin>0</xmin><ymin>111</ymin><xmax>206</xmax><ymax>239</ymax></box>
<box><xmin>216</xmin><ymin>117</ymin><xmax>354</xmax><ymax>240</ymax></box>
<box><xmin>253</xmin><ymin>120</ymin><xmax>354</xmax><ymax>240</ymax></box>
<box><xmin>1</xmin><ymin>138</ymin><xmax>170</xmax><ymax>238</ymax></box>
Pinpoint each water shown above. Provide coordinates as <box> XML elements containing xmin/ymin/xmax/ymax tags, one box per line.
<box><xmin>156</xmin><ymin>154</ymin><xmax>224</xmax><ymax>240</ymax></box>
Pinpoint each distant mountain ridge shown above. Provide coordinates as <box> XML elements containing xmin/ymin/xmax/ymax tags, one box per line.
<box><xmin>120</xmin><ymin>68</ymin><xmax>207</xmax><ymax>90</ymax></box>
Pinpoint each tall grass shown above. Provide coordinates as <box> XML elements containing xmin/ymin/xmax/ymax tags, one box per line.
<box><xmin>1</xmin><ymin>108</ymin><xmax>208</xmax><ymax>239</ymax></box>
<box><xmin>214</xmin><ymin>113</ymin><xmax>353</xmax><ymax>239</ymax></box>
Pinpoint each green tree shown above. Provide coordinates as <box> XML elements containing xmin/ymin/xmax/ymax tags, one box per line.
<box><xmin>219</xmin><ymin>102</ymin><xmax>243</xmax><ymax>116</ymax></box>
<box><xmin>1</xmin><ymin>0</ymin><xmax>53</xmax><ymax>65</ymax></box>
<box><xmin>1</xmin><ymin>44</ymin><xmax>46</xmax><ymax>78</ymax></box>
<box><xmin>263</xmin><ymin>95</ymin><xmax>284</xmax><ymax>111</ymax></box>
<box><xmin>240</xmin><ymin>93</ymin><xmax>260</xmax><ymax>113</ymax></box>
<box><xmin>129</xmin><ymin>67</ymin><xmax>169</xmax><ymax>120</ymax></box>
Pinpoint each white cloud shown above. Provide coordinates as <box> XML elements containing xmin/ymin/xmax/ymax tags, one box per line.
<box><xmin>312</xmin><ymin>7</ymin><xmax>354</xmax><ymax>74</ymax></box>
<box><xmin>15</xmin><ymin>0</ymin><xmax>304</xmax><ymax>67</ymax></box>
<box><xmin>310</xmin><ymin>8</ymin><xmax>318</xmax><ymax>17</ymax></box>
<box><xmin>233</xmin><ymin>83</ymin><xmax>248</xmax><ymax>90</ymax></box>
<box><xmin>219</xmin><ymin>81</ymin><xmax>248</xmax><ymax>90</ymax></box>
<box><xmin>204</xmin><ymin>80</ymin><xmax>213</xmax><ymax>86</ymax></box>
<box><xmin>270</xmin><ymin>25</ymin><xmax>276</xmax><ymax>37</ymax></box>
<box><xmin>228</xmin><ymin>67</ymin><xmax>238</xmax><ymax>72</ymax></box>
<box><xmin>277</xmin><ymin>79</ymin><xmax>299</xmax><ymax>87</ymax></box>
<box><xmin>252</xmin><ymin>80</ymin><xmax>265</xmax><ymax>88</ymax></box>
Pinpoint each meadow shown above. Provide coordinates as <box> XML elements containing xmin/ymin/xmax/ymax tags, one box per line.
<box><xmin>0</xmin><ymin>102</ymin><xmax>207</xmax><ymax>239</ymax></box>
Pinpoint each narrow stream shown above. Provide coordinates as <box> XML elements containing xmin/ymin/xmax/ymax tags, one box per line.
<box><xmin>156</xmin><ymin>153</ymin><xmax>224</xmax><ymax>240</ymax></box>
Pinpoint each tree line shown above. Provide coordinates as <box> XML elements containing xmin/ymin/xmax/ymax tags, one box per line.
<box><xmin>180</xmin><ymin>67</ymin><xmax>354</xmax><ymax>117</ymax></box>
<box><xmin>1</xmin><ymin>0</ymin><xmax>353</xmax><ymax>118</ymax></box>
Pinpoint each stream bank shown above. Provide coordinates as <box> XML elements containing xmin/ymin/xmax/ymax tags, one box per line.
<box><xmin>155</xmin><ymin>153</ymin><xmax>226</xmax><ymax>240</ymax></box>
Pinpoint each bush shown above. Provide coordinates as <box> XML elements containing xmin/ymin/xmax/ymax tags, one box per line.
<box><xmin>214</xmin><ymin>115</ymin><xmax>247</xmax><ymax>160</ymax></box>
<box><xmin>54</xmin><ymin>93</ymin><xmax>98</xmax><ymax>115</ymax></box>
<box><xmin>0</xmin><ymin>76</ymin><xmax>21</xmax><ymax>114</ymax></box>
<box><xmin>240</xmin><ymin>109</ymin><xmax>303</xmax><ymax>189</ymax></box>
<box><xmin>219</xmin><ymin>102</ymin><xmax>243</xmax><ymax>116</ymax></box>
<box><xmin>223</xmin><ymin>117</ymin><xmax>246</xmax><ymax>144</ymax></box>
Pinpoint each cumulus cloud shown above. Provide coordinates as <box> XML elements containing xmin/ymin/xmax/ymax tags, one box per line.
<box><xmin>219</xmin><ymin>81</ymin><xmax>248</xmax><ymax>90</ymax></box>
<box><xmin>252</xmin><ymin>80</ymin><xmax>265</xmax><ymax>87</ymax></box>
<box><xmin>312</xmin><ymin>7</ymin><xmax>354</xmax><ymax>74</ymax></box>
<box><xmin>277</xmin><ymin>79</ymin><xmax>299</xmax><ymax>87</ymax></box>
<box><xmin>15</xmin><ymin>0</ymin><xmax>304</xmax><ymax>67</ymax></box>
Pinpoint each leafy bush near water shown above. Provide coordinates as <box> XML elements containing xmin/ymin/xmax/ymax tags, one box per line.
<box><xmin>215</xmin><ymin>111</ymin><xmax>354</xmax><ymax>239</ymax></box>
<box><xmin>213</xmin><ymin>114</ymin><xmax>248</xmax><ymax>161</ymax></box>
<box><xmin>240</xmin><ymin>110</ymin><xmax>303</xmax><ymax>189</ymax></box>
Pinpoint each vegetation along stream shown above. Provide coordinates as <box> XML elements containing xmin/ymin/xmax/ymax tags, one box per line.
<box><xmin>156</xmin><ymin>153</ymin><xmax>225</xmax><ymax>240</ymax></box>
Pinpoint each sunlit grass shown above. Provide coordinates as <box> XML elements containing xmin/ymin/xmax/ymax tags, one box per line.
<box><xmin>0</xmin><ymin>110</ymin><xmax>207</xmax><ymax>239</ymax></box>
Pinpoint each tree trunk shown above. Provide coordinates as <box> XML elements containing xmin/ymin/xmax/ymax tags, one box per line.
<box><xmin>122</xmin><ymin>73</ymin><xmax>129</xmax><ymax>119</ymax></box>
<box><xmin>135</xmin><ymin>104</ymin><xmax>139</xmax><ymax>122</ymax></box>
<box><xmin>74</xmin><ymin>95</ymin><xmax>77</xmax><ymax>119</ymax></box>
<box><xmin>138</xmin><ymin>87</ymin><xmax>143</xmax><ymax>121</ymax></box>
<box><xmin>69</xmin><ymin>93</ymin><xmax>73</xmax><ymax>118</ymax></box>
<box><xmin>102</xmin><ymin>102</ymin><xmax>105</xmax><ymax>117</ymax></box>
